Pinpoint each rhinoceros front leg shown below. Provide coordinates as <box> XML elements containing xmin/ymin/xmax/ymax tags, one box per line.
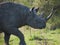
<box><xmin>4</xmin><ymin>33</ymin><xmax>10</xmax><ymax>45</ymax></box>
<box><xmin>3</xmin><ymin>27</ymin><xmax>26</xmax><ymax>45</ymax></box>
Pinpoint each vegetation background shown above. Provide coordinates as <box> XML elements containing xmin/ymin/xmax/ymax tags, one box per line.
<box><xmin>0</xmin><ymin>0</ymin><xmax>60</xmax><ymax>45</ymax></box>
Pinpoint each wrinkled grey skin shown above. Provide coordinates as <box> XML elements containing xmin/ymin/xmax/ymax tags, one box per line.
<box><xmin>0</xmin><ymin>2</ymin><xmax>54</xmax><ymax>45</ymax></box>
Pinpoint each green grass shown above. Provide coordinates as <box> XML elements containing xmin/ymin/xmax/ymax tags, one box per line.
<box><xmin>0</xmin><ymin>27</ymin><xmax>60</xmax><ymax>45</ymax></box>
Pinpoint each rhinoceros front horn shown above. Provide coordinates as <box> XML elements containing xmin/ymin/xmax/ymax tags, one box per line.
<box><xmin>46</xmin><ymin>8</ymin><xmax>55</xmax><ymax>21</ymax></box>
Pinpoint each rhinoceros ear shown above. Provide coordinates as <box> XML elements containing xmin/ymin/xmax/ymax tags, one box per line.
<box><xmin>30</xmin><ymin>7</ymin><xmax>39</xmax><ymax>13</ymax></box>
<box><xmin>34</xmin><ymin>7</ymin><xmax>39</xmax><ymax>12</ymax></box>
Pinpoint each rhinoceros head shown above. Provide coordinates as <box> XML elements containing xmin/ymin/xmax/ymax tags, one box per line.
<box><xmin>27</xmin><ymin>7</ymin><xmax>55</xmax><ymax>29</ymax></box>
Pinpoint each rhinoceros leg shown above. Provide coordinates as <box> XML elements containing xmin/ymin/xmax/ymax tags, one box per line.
<box><xmin>4</xmin><ymin>33</ymin><xmax>10</xmax><ymax>45</ymax></box>
<box><xmin>4</xmin><ymin>27</ymin><xmax>26</xmax><ymax>45</ymax></box>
